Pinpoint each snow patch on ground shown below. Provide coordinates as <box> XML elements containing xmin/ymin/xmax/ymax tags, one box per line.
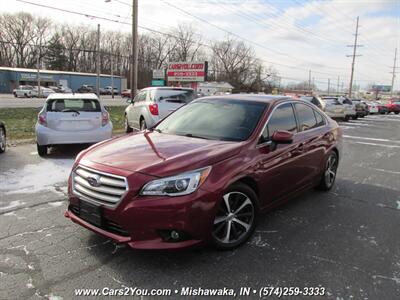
<box><xmin>0</xmin><ymin>200</ymin><xmax>26</xmax><ymax>212</ymax></box>
<box><xmin>0</xmin><ymin>159</ymin><xmax>74</xmax><ymax>194</ymax></box>
<box><xmin>48</xmin><ymin>201</ymin><xmax>65</xmax><ymax>207</ymax></box>
<box><xmin>48</xmin><ymin>294</ymin><xmax>63</xmax><ymax>300</ymax></box>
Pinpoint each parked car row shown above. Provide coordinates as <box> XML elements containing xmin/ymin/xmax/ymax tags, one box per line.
<box><xmin>12</xmin><ymin>85</ymin><xmax>73</xmax><ymax>98</ymax></box>
<box><xmin>1</xmin><ymin>89</ymin><xmax>395</xmax><ymax>250</ymax></box>
<box><xmin>77</xmin><ymin>85</ymin><xmax>119</xmax><ymax>95</ymax></box>
<box><xmin>289</xmin><ymin>94</ymin><xmax>400</xmax><ymax>121</ymax></box>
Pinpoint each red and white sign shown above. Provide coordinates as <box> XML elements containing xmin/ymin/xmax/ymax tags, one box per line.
<box><xmin>167</xmin><ymin>62</ymin><xmax>207</xmax><ymax>82</ymax></box>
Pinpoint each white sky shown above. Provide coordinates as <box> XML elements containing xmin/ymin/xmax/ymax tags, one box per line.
<box><xmin>2</xmin><ymin>0</ymin><xmax>400</xmax><ymax>90</ymax></box>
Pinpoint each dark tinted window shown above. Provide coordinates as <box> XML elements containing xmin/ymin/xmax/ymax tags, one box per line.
<box><xmin>155</xmin><ymin>89</ymin><xmax>194</xmax><ymax>104</ymax></box>
<box><xmin>262</xmin><ymin>103</ymin><xmax>297</xmax><ymax>141</ymax></box>
<box><xmin>47</xmin><ymin>99</ymin><xmax>101</xmax><ymax>112</ymax></box>
<box><xmin>324</xmin><ymin>98</ymin><xmax>341</xmax><ymax>105</ymax></box>
<box><xmin>342</xmin><ymin>98</ymin><xmax>353</xmax><ymax>105</ymax></box>
<box><xmin>156</xmin><ymin>99</ymin><xmax>266</xmax><ymax>141</ymax></box>
<box><xmin>295</xmin><ymin>103</ymin><xmax>317</xmax><ymax>131</ymax></box>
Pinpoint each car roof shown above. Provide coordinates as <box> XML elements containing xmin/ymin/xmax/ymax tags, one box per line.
<box><xmin>196</xmin><ymin>94</ymin><xmax>292</xmax><ymax>104</ymax></box>
<box><xmin>141</xmin><ymin>86</ymin><xmax>194</xmax><ymax>91</ymax></box>
<box><xmin>46</xmin><ymin>93</ymin><xmax>99</xmax><ymax>100</ymax></box>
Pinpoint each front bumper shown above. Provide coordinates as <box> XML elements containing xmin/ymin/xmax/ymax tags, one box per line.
<box><xmin>36</xmin><ymin>123</ymin><xmax>112</xmax><ymax>146</ymax></box>
<box><xmin>66</xmin><ymin>184</ymin><xmax>220</xmax><ymax>250</ymax></box>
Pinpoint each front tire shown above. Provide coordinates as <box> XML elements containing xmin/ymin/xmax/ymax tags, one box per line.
<box><xmin>211</xmin><ymin>183</ymin><xmax>258</xmax><ymax>250</ymax></box>
<box><xmin>316</xmin><ymin>151</ymin><xmax>338</xmax><ymax>191</ymax></box>
<box><xmin>37</xmin><ymin>143</ymin><xmax>47</xmax><ymax>156</ymax></box>
<box><xmin>0</xmin><ymin>127</ymin><xmax>6</xmax><ymax>153</ymax></box>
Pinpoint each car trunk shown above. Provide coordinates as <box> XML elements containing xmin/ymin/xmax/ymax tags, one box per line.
<box><xmin>46</xmin><ymin>111</ymin><xmax>102</xmax><ymax>131</ymax></box>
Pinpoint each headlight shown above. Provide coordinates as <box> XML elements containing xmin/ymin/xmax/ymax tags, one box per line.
<box><xmin>140</xmin><ymin>167</ymin><xmax>211</xmax><ymax>197</ymax></box>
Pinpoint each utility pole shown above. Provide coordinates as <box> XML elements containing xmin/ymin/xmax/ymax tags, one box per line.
<box><xmin>347</xmin><ymin>16</ymin><xmax>362</xmax><ymax>98</ymax></box>
<box><xmin>327</xmin><ymin>78</ymin><xmax>331</xmax><ymax>95</ymax></box>
<box><xmin>341</xmin><ymin>82</ymin><xmax>344</xmax><ymax>93</ymax></box>
<box><xmin>390</xmin><ymin>48</ymin><xmax>397</xmax><ymax>97</ymax></box>
<box><xmin>131</xmin><ymin>0</ymin><xmax>138</xmax><ymax>98</ymax></box>
<box><xmin>111</xmin><ymin>54</ymin><xmax>114</xmax><ymax>99</ymax></box>
<box><xmin>336</xmin><ymin>76</ymin><xmax>340</xmax><ymax>95</ymax></box>
<box><xmin>96</xmin><ymin>24</ymin><xmax>100</xmax><ymax>97</ymax></box>
<box><xmin>308</xmin><ymin>69</ymin><xmax>312</xmax><ymax>92</ymax></box>
<box><xmin>37</xmin><ymin>44</ymin><xmax>41</xmax><ymax>97</ymax></box>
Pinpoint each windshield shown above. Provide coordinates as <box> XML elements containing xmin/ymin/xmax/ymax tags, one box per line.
<box><xmin>155</xmin><ymin>99</ymin><xmax>267</xmax><ymax>141</ymax></box>
<box><xmin>46</xmin><ymin>99</ymin><xmax>101</xmax><ymax>112</ymax></box>
<box><xmin>324</xmin><ymin>98</ymin><xmax>341</xmax><ymax>105</ymax></box>
<box><xmin>154</xmin><ymin>89</ymin><xmax>194</xmax><ymax>104</ymax></box>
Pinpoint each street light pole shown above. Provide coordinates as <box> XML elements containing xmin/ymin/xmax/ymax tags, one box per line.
<box><xmin>37</xmin><ymin>44</ymin><xmax>41</xmax><ymax>97</ymax></box>
<box><xmin>131</xmin><ymin>0</ymin><xmax>138</xmax><ymax>98</ymax></box>
<box><xmin>96</xmin><ymin>24</ymin><xmax>101</xmax><ymax>97</ymax></box>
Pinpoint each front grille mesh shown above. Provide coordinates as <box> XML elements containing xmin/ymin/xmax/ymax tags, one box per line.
<box><xmin>73</xmin><ymin>166</ymin><xmax>127</xmax><ymax>206</ymax></box>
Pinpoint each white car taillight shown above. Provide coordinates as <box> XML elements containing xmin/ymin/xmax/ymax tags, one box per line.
<box><xmin>38</xmin><ymin>113</ymin><xmax>47</xmax><ymax>127</ymax></box>
<box><xmin>102</xmin><ymin>111</ymin><xmax>109</xmax><ymax>126</ymax></box>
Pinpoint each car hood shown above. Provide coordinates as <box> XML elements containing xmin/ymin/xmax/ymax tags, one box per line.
<box><xmin>81</xmin><ymin>131</ymin><xmax>244</xmax><ymax>177</ymax></box>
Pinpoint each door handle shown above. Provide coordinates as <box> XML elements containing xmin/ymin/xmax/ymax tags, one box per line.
<box><xmin>297</xmin><ymin>142</ymin><xmax>305</xmax><ymax>151</ymax></box>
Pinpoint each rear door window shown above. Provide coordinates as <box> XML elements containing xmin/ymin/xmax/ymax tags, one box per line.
<box><xmin>155</xmin><ymin>89</ymin><xmax>194</xmax><ymax>104</ymax></box>
<box><xmin>262</xmin><ymin>103</ymin><xmax>297</xmax><ymax>141</ymax></box>
<box><xmin>294</xmin><ymin>103</ymin><xmax>317</xmax><ymax>131</ymax></box>
<box><xmin>314</xmin><ymin>110</ymin><xmax>325</xmax><ymax>127</ymax></box>
<box><xmin>47</xmin><ymin>99</ymin><xmax>101</xmax><ymax>112</ymax></box>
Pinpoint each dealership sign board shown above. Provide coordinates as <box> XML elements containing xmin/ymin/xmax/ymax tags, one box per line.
<box><xmin>152</xmin><ymin>69</ymin><xmax>165</xmax><ymax>79</ymax></box>
<box><xmin>167</xmin><ymin>62</ymin><xmax>207</xmax><ymax>82</ymax></box>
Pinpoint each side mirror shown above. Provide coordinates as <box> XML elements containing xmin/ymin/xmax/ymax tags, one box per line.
<box><xmin>271</xmin><ymin>130</ymin><xmax>293</xmax><ymax>144</ymax></box>
<box><xmin>126</xmin><ymin>98</ymin><xmax>134</xmax><ymax>104</ymax></box>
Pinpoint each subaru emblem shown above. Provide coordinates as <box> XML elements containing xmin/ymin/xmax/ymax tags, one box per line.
<box><xmin>87</xmin><ymin>175</ymin><xmax>101</xmax><ymax>187</ymax></box>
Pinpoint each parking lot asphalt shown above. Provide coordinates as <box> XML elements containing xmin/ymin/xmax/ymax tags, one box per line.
<box><xmin>0</xmin><ymin>114</ymin><xmax>399</xmax><ymax>300</ymax></box>
<box><xmin>0</xmin><ymin>94</ymin><xmax>127</xmax><ymax>108</ymax></box>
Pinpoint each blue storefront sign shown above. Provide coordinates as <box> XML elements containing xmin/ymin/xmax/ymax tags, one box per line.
<box><xmin>151</xmin><ymin>79</ymin><xmax>165</xmax><ymax>86</ymax></box>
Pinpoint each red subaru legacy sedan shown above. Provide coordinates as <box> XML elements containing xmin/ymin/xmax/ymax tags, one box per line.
<box><xmin>65</xmin><ymin>95</ymin><xmax>342</xmax><ymax>250</ymax></box>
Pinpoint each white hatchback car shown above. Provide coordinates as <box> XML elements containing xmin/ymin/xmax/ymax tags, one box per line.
<box><xmin>35</xmin><ymin>93</ymin><xmax>112</xmax><ymax>156</ymax></box>
<box><xmin>125</xmin><ymin>87</ymin><xmax>195</xmax><ymax>131</ymax></box>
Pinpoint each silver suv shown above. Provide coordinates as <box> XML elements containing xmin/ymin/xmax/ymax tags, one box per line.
<box><xmin>124</xmin><ymin>87</ymin><xmax>195</xmax><ymax>131</ymax></box>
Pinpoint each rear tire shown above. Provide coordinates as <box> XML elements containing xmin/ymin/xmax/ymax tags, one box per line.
<box><xmin>140</xmin><ymin>118</ymin><xmax>147</xmax><ymax>131</ymax></box>
<box><xmin>316</xmin><ymin>151</ymin><xmax>338</xmax><ymax>191</ymax></box>
<box><xmin>37</xmin><ymin>143</ymin><xmax>47</xmax><ymax>156</ymax></box>
<box><xmin>211</xmin><ymin>183</ymin><xmax>258</xmax><ymax>250</ymax></box>
<box><xmin>0</xmin><ymin>127</ymin><xmax>6</xmax><ymax>153</ymax></box>
<box><xmin>124</xmin><ymin>115</ymin><xmax>133</xmax><ymax>133</ymax></box>
<box><xmin>344</xmin><ymin>116</ymin><xmax>350</xmax><ymax>122</ymax></box>
<box><xmin>395</xmin><ymin>112</ymin><xmax>399</xmax><ymax>115</ymax></box>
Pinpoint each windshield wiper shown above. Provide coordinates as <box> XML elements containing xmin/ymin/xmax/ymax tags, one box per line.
<box><xmin>183</xmin><ymin>133</ymin><xmax>209</xmax><ymax>140</ymax></box>
<box><xmin>153</xmin><ymin>128</ymin><xmax>162</xmax><ymax>133</ymax></box>
<box><xmin>61</xmin><ymin>109</ymin><xmax>80</xmax><ymax>114</ymax></box>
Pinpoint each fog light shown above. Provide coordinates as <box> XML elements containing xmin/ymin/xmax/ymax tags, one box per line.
<box><xmin>170</xmin><ymin>230</ymin><xmax>180</xmax><ymax>240</ymax></box>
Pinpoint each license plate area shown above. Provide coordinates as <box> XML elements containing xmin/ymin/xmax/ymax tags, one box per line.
<box><xmin>80</xmin><ymin>200</ymin><xmax>102</xmax><ymax>227</ymax></box>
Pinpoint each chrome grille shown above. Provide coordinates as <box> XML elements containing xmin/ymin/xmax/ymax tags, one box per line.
<box><xmin>73</xmin><ymin>166</ymin><xmax>128</xmax><ymax>206</ymax></box>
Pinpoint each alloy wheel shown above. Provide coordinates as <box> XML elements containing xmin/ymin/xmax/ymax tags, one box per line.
<box><xmin>212</xmin><ymin>192</ymin><xmax>254</xmax><ymax>244</ymax></box>
<box><xmin>324</xmin><ymin>154</ymin><xmax>337</xmax><ymax>188</ymax></box>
